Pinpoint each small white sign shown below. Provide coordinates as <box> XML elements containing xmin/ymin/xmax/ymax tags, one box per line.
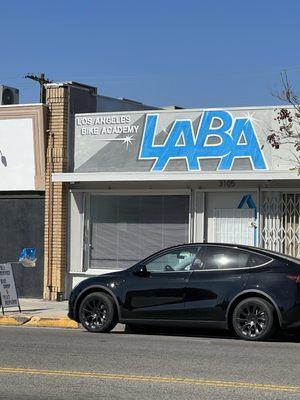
<box><xmin>0</xmin><ymin>263</ymin><xmax>19</xmax><ymax>309</ymax></box>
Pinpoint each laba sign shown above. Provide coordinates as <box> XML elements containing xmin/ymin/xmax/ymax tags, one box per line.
<box><xmin>139</xmin><ymin>110</ymin><xmax>267</xmax><ymax>171</ymax></box>
<box><xmin>74</xmin><ymin>108</ymin><xmax>275</xmax><ymax>174</ymax></box>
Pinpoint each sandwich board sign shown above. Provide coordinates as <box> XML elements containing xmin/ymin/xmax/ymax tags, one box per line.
<box><xmin>0</xmin><ymin>248</ymin><xmax>36</xmax><ymax>314</ymax></box>
<box><xmin>0</xmin><ymin>263</ymin><xmax>21</xmax><ymax>314</ymax></box>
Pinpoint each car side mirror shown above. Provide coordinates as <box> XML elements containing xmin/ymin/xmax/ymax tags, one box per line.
<box><xmin>134</xmin><ymin>264</ymin><xmax>150</xmax><ymax>277</ymax></box>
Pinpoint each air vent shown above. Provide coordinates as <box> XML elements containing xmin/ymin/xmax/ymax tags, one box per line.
<box><xmin>0</xmin><ymin>85</ymin><xmax>19</xmax><ymax>105</ymax></box>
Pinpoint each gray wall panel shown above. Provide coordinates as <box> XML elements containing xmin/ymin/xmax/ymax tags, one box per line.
<box><xmin>0</xmin><ymin>196</ymin><xmax>44</xmax><ymax>298</ymax></box>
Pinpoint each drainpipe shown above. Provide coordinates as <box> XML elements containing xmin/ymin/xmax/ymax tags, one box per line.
<box><xmin>47</xmin><ymin>129</ymin><xmax>54</xmax><ymax>299</ymax></box>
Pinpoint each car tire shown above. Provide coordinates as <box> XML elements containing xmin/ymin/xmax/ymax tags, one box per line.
<box><xmin>232</xmin><ymin>297</ymin><xmax>276</xmax><ymax>341</ymax></box>
<box><xmin>79</xmin><ymin>292</ymin><xmax>118</xmax><ymax>333</ymax></box>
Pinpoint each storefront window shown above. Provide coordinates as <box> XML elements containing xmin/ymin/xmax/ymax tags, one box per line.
<box><xmin>86</xmin><ymin>195</ymin><xmax>189</xmax><ymax>270</ymax></box>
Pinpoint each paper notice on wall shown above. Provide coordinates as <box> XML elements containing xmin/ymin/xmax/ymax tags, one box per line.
<box><xmin>0</xmin><ymin>263</ymin><xmax>19</xmax><ymax>308</ymax></box>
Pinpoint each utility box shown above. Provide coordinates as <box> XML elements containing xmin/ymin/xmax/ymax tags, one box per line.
<box><xmin>0</xmin><ymin>85</ymin><xmax>19</xmax><ymax>105</ymax></box>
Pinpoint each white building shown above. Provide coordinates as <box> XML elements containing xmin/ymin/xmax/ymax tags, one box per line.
<box><xmin>0</xmin><ymin>104</ymin><xmax>46</xmax><ymax>297</ymax></box>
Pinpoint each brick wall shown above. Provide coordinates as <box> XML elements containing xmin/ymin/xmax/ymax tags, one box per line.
<box><xmin>44</xmin><ymin>85</ymin><xmax>69</xmax><ymax>300</ymax></box>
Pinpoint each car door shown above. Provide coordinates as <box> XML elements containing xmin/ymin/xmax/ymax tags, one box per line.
<box><xmin>121</xmin><ymin>245</ymin><xmax>199</xmax><ymax>321</ymax></box>
<box><xmin>185</xmin><ymin>245</ymin><xmax>250</xmax><ymax>323</ymax></box>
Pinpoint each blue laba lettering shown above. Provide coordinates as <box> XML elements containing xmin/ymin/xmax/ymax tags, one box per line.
<box><xmin>139</xmin><ymin>111</ymin><xmax>267</xmax><ymax>171</ymax></box>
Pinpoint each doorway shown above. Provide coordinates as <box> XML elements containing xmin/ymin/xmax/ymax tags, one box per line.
<box><xmin>0</xmin><ymin>196</ymin><xmax>44</xmax><ymax>298</ymax></box>
<box><xmin>195</xmin><ymin>190</ymin><xmax>258</xmax><ymax>246</ymax></box>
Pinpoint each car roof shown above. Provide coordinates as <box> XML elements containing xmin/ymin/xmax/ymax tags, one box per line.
<box><xmin>134</xmin><ymin>242</ymin><xmax>300</xmax><ymax>269</ymax></box>
<box><xmin>165</xmin><ymin>242</ymin><xmax>264</xmax><ymax>251</ymax></box>
<box><xmin>168</xmin><ymin>243</ymin><xmax>300</xmax><ymax>264</ymax></box>
<box><xmin>138</xmin><ymin>242</ymin><xmax>259</xmax><ymax>263</ymax></box>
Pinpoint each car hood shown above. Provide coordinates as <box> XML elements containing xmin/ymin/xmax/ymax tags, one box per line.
<box><xmin>72</xmin><ymin>270</ymin><xmax>127</xmax><ymax>293</ymax></box>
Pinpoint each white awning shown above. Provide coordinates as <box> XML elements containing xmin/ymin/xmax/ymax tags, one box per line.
<box><xmin>52</xmin><ymin>170</ymin><xmax>300</xmax><ymax>183</ymax></box>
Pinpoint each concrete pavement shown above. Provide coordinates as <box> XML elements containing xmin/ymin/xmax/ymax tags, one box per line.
<box><xmin>0</xmin><ymin>298</ymin><xmax>78</xmax><ymax>328</ymax></box>
<box><xmin>0</xmin><ymin>325</ymin><xmax>299</xmax><ymax>400</ymax></box>
<box><xmin>0</xmin><ymin>298</ymin><xmax>125</xmax><ymax>331</ymax></box>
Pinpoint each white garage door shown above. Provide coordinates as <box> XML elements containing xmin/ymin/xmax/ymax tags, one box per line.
<box><xmin>214</xmin><ymin>208</ymin><xmax>255</xmax><ymax>246</ymax></box>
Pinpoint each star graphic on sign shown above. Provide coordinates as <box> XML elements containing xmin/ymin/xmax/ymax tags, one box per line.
<box><xmin>244</xmin><ymin>112</ymin><xmax>260</xmax><ymax>127</ymax></box>
<box><xmin>96</xmin><ymin>135</ymin><xmax>135</xmax><ymax>149</ymax></box>
<box><xmin>122</xmin><ymin>135</ymin><xmax>135</xmax><ymax>149</ymax></box>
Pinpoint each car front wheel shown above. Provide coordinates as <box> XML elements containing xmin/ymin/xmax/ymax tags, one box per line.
<box><xmin>232</xmin><ymin>297</ymin><xmax>276</xmax><ymax>341</ymax></box>
<box><xmin>79</xmin><ymin>292</ymin><xmax>117</xmax><ymax>333</ymax></box>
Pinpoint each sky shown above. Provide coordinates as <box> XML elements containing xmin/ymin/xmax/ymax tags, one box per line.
<box><xmin>0</xmin><ymin>0</ymin><xmax>300</xmax><ymax>109</ymax></box>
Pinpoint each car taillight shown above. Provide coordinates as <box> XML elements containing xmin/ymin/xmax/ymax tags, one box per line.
<box><xmin>287</xmin><ymin>275</ymin><xmax>300</xmax><ymax>283</ymax></box>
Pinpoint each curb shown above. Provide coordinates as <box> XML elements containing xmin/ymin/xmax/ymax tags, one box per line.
<box><xmin>24</xmin><ymin>316</ymin><xmax>79</xmax><ymax>329</ymax></box>
<box><xmin>0</xmin><ymin>315</ymin><xmax>79</xmax><ymax>329</ymax></box>
<box><xmin>0</xmin><ymin>316</ymin><xmax>24</xmax><ymax>326</ymax></box>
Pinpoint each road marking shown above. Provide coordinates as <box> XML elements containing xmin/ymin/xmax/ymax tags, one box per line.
<box><xmin>0</xmin><ymin>367</ymin><xmax>299</xmax><ymax>393</ymax></box>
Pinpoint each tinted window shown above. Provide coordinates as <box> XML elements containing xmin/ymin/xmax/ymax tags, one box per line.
<box><xmin>145</xmin><ymin>247</ymin><xmax>199</xmax><ymax>272</ymax></box>
<box><xmin>247</xmin><ymin>252</ymin><xmax>272</xmax><ymax>267</ymax></box>
<box><xmin>257</xmin><ymin>248</ymin><xmax>299</xmax><ymax>265</ymax></box>
<box><xmin>200</xmin><ymin>246</ymin><xmax>271</xmax><ymax>270</ymax></box>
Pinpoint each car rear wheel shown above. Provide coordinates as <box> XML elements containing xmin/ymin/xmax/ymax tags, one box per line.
<box><xmin>79</xmin><ymin>292</ymin><xmax>117</xmax><ymax>333</ymax></box>
<box><xmin>232</xmin><ymin>297</ymin><xmax>275</xmax><ymax>341</ymax></box>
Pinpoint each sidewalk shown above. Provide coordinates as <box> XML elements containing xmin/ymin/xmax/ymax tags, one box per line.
<box><xmin>0</xmin><ymin>298</ymin><xmax>124</xmax><ymax>331</ymax></box>
<box><xmin>0</xmin><ymin>298</ymin><xmax>78</xmax><ymax>329</ymax></box>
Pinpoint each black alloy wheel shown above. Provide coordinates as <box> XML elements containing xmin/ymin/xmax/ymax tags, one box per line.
<box><xmin>232</xmin><ymin>297</ymin><xmax>275</xmax><ymax>341</ymax></box>
<box><xmin>79</xmin><ymin>292</ymin><xmax>117</xmax><ymax>333</ymax></box>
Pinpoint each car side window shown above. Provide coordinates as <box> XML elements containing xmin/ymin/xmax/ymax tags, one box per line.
<box><xmin>201</xmin><ymin>246</ymin><xmax>252</xmax><ymax>270</ymax></box>
<box><xmin>145</xmin><ymin>246</ymin><xmax>199</xmax><ymax>273</ymax></box>
<box><xmin>247</xmin><ymin>252</ymin><xmax>272</xmax><ymax>267</ymax></box>
<box><xmin>190</xmin><ymin>247</ymin><xmax>205</xmax><ymax>270</ymax></box>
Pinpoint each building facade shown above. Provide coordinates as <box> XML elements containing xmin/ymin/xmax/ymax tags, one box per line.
<box><xmin>43</xmin><ymin>82</ymin><xmax>159</xmax><ymax>300</ymax></box>
<box><xmin>50</xmin><ymin>106</ymin><xmax>300</xmax><ymax>295</ymax></box>
<box><xmin>0</xmin><ymin>104</ymin><xmax>46</xmax><ymax>297</ymax></box>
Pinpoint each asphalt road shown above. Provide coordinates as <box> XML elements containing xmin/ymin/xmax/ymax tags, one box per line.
<box><xmin>0</xmin><ymin>325</ymin><xmax>300</xmax><ymax>400</ymax></box>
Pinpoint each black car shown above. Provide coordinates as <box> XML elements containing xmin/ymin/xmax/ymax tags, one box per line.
<box><xmin>68</xmin><ymin>243</ymin><xmax>300</xmax><ymax>341</ymax></box>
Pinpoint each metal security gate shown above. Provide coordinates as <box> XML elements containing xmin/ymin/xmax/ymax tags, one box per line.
<box><xmin>261</xmin><ymin>192</ymin><xmax>300</xmax><ymax>258</ymax></box>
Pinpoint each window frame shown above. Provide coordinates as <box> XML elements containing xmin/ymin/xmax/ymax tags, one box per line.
<box><xmin>191</xmin><ymin>245</ymin><xmax>273</xmax><ymax>272</ymax></box>
<box><xmin>83</xmin><ymin>190</ymin><xmax>192</xmax><ymax>272</ymax></box>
